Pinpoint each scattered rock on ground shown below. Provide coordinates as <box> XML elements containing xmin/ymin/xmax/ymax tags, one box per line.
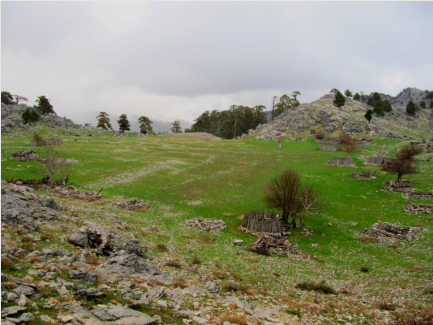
<box><xmin>11</xmin><ymin>150</ymin><xmax>40</xmax><ymax>161</ymax></box>
<box><xmin>50</xmin><ymin>185</ymin><xmax>103</xmax><ymax>201</ymax></box>
<box><xmin>183</xmin><ymin>217</ymin><xmax>227</xmax><ymax>231</ymax></box>
<box><xmin>116</xmin><ymin>198</ymin><xmax>151</xmax><ymax>211</ymax></box>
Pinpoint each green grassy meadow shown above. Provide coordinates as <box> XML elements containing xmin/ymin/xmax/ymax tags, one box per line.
<box><xmin>2</xmin><ymin>128</ymin><xmax>433</xmax><ymax>309</ymax></box>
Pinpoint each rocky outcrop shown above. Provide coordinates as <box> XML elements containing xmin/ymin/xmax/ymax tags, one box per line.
<box><xmin>11</xmin><ymin>150</ymin><xmax>40</xmax><ymax>161</ymax></box>
<box><xmin>68</xmin><ymin>221</ymin><xmax>124</xmax><ymax>256</ymax></box>
<box><xmin>1</xmin><ymin>181</ymin><xmax>66</xmax><ymax>232</ymax></box>
<box><xmin>50</xmin><ymin>185</ymin><xmax>103</xmax><ymax>201</ymax></box>
<box><xmin>250</xmin><ymin>93</ymin><xmax>432</xmax><ymax>138</ymax></box>
<box><xmin>2</xmin><ymin>103</ymin><xmax>81</xmax><ymax>134</ymax></box>
<box><xmin>361</xmin><ymin>221</ymin><xmax>422</xmax><ymax>241</ymax></box>
<box><xmin>183</xmin><ymin>218</ymin><xmax>227</xmax><ymax>231</ymax></box>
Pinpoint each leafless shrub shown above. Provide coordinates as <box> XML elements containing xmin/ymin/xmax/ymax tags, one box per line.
<box><xmin>222</xmin><ymin>282</ymin><xmax>252</xmax><ymax>294</ymax></box>
<box><xmin>339</xmin><ymin>133</ymin><xmax>358</xmax><ymax>155</ymax></box>
<box><xmin>372</xmin><ymin>300</ymin><xmax>395</xmax><ymax>311</ymax></box>
<box><xmin>156</xmin><ymin>243</ymin><xmax>168</xmax><ymax>252</ymax></box>
<box><xmin>315</xmin><ymin>130</ymin><xmax>325</xmax><ymax>140</ymax></box>
<box><xmin>172</xmin><ymin>278</ymin><xmax>189</xmax><ymax>289</ymax></box>
<box><xmin>212</xmin><ymin>271</ymin><xmax>228</xmax><ymax>280</ymax></box>
<box><xmin>1</xmin><ymin>256</ymin><xmax>17</xmax><ymax>270</ymax></box>
<box><xmin>33</xmin><ymin>133</ymin><xmax>43</xmax><ymax>141</ymax></box>
<box><xmin>22</xmin><ymin>235</ymin><xmax>35</xmax><ymax>243</ymax></box>
<box><xmin>222</xmin><ymin>313</ymin><xmax>248</xmax><ymax>325</ymax></box>
<box><xmin>165</xmin><ymin>260</ymin><xmax>182</xmax><ymax>269</ymax></box>
<box><xmin>359</xmin><ymin>236</ymin><xmax>380</xmax><ymax>244</ymax></box>
<box><xmin>41</xmin><ymin>232</ymin><xmax>55</xmax><ymax>241</ymax></box>
<box><xmin>85</xmin><ymin>255</ymin><xmax>100</xmax><ymax>266</ymax></box>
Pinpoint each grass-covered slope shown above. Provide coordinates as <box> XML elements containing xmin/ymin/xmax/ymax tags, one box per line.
<box><xmin>2</xmin><ymin>127</ymin><xmax>433</xmax><ymax>323</ymax></box>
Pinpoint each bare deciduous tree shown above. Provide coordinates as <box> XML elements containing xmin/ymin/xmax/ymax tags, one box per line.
<box><xmin>298</xmin><ymin>179</ymin><xmax>324</xmax><ymax>229</ymax></box>
<box><xmin>33</xmin><ymin>146</ymin><xmax>72</xmax><ymax>182</ymax></box>
<box><xmin>264</xmin><ymin>169</ymin><xmax>303</xmax><ymax>228</ymax></box>
<box><xmin>383</xmin><ymin>145</ymin><xmax>422</xmax><ymax>182</ymax></box>
<box><xmin>339</xmin><ymin>133</ymin><xmax>358</xmax><ymax>156</ymax></box>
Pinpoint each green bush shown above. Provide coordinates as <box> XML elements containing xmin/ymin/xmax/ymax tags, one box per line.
<box><xmin>22</xmin><ymin>108</ymin><xmax>40</xmax><ymax>124</ymax></box>
<box><xmin>333</xmin><ymin>91</ymin><xmax>346</xmax><ymax>107</ymax></box>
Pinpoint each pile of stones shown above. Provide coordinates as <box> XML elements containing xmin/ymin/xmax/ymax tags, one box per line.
<box><xmin>247</xmin><ymin>233</ymin><xmax>299</xmax><ymax>256</ymax></box>
<box><xmin>183</xmin><ymin>218</ymin><xmax>227</xmax><ymax>231</ymax></box>
<box><xmin>116</xmin><ymin>198</ymin><xmax>151</xmax><ymax>211</ymax></box>
<box><xmin>404</xmin><ymin>204</ymin><xmax>433</xmax><ymax>215</ymax></box>
<box><xmin>11</xmin><ymin>150</ymin><xmax>40</xmax><ymax>161</ymax></box>
<box><xmin>383</xmin><ymin>181</ymin><xmax>412</xmax><ymax>193</ymax></box>
<box><xmin>409</xmin><ymin>191</ymin><xmax>433</xmax><ymax>200</ymax></box>
<box><xmin>351</xmin><ymin>170</ymin><xmax>377</xmax><ymax>179</ymax></box>
<box><xmin>361</xmin><ymin>220</ymin><xmax>422</xmax><ymax>241</ymax></box>
<box><xmin>50</xmin><ymin>186</ymin><xmax>103</xmax><ymax>202</ymax></box>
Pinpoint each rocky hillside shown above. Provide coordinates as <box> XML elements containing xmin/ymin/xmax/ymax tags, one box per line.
<box><xmin>378</xmin><ymin>87</ymin><xmax>431</xmax><ymax>107</ymax></box>
<box><xmin>1</xmin><ymin>103</ymin><xmax>81</xmax><ymax>135</ymax></box>
<box><xmin>250</xmin><ymin>93</ymin><xmax>432</xmax><ymax>139</ymax></box>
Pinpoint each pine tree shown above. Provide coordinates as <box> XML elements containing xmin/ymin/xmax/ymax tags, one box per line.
<box><xmin>138</xmin><ymin>116</ymin><xmax>154</xmax><ymax>134</ymax></box>
<box><xmin>22</xmin><ymin>109</ymin><xmax>40</xmax><ymax>124</ymax></box>
<box><xmin>373</xmin><ymin>99</ymin><xmax>385</xmax><ymax>117</ymax></box>
<box><xmin>117</xmin><ymin>114</ymin><xmax>131</xmax><ymax>133</ymax></box>
<box><xmin>364</xmin><ymin>109</ymin><xmax>373</xmax><ymax>123</ymax></box>
<box><xmin>96</xmin><ymin>112</ymin><xmax>112</xmax><ymax>130</ymax></box>
<box><xmin>383</xmin><ymin>100</ymin><xmax>393</xmax><ymax>113</ymax></box>
<box><xmin>35</xmin><ymin>96</ymin><xmax>55</xmax><ymax>114</ymax></box>
<box><xmin>353</xmin><ymin>93</ymin><xmax>361</xmax><ymax>101</ymax></box>
<box><xmin>333</xmin><ymin>91</ymin><xmax>346</xmax><ymax>107</ymax></box>
<box><xmin>420</xmin><ymin>101</ymin><xmax>426</xmax><ymax>109</ymax></box>
<box><xmin>1</xmin><ymin>91</ymin><xmax>14</xmax><ymax>105</ymax></box>
<box><xmin>344</xmin><ymin>89</ymin><xmax>353</xmax><ymax>98</ymax></box>
<box><xmin>406</xmin><ymin>101</ymin><xmax>417</xmax><ymax>116</ymax></box>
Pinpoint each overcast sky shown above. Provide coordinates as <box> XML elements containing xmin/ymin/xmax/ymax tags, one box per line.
<box><xmin>2</xmin><ymin>2</ymin><xmax>433</xmax><ymax>132</ymax></box>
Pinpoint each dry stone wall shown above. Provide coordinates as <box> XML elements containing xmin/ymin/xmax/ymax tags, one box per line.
<box><xmin>361</xmin><ymin>221</ymin><xmax>422</xmax><ymax>241</ymax></box>
<box><xmin>404</xmin><ymin>204</ymin><xmax>433</xmax><ymax>214</ymax></box>
<box><xmin>318</xmin><ymin>144</ymin><xmax>341</xmax><ymax>151</ymax></box>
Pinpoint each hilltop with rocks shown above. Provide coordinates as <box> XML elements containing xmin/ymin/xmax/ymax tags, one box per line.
<box><xmin>1</xmin><ymin>103</ymin><xmax>81</xmax><ymax>135</ymax></box>
<box><xmin>250</xmin><ymin>93</ymin><xmax>432</xmax><ymax>140</ymax></box>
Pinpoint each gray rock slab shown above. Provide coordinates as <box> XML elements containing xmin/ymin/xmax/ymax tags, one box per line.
<box><xmin>1</xmin><ymin>306</ymin><xmax>27</xmax><ymax>317</ymax></box>
<box><xmin>204</xmin><ymin>281</ymin><xmax>219</xmax><ymax>293</ymax></box>
<box><xmin>69</xmin><ymin>268</ymin><xmax>98</xmax><ymax>285</ymax></box>
<box><xmin>12</xmin><ymin>285</ymin><xmax>36</xmax><ymax>297</ymax></box>
<box><xmin>110</xmin><ymin>315</ymin><xmax>160</xmax><ymax>325</ymax></box>
<box><xmin>75</xmin><ymin>288</ymin><xmax>106</xmax><ymax>299</ymax></box>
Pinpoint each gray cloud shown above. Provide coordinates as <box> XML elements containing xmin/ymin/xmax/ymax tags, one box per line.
<box><xmin>2</xmin><ymin>2</ymin><xmax>432</xmax><ymax>128</ymax></box>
